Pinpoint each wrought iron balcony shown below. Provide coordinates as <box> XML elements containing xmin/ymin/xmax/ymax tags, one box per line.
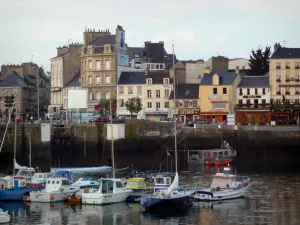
<box><xmin>276</xmin><ymin>91</ymin><xmax>281</xmax><ymax>95</ymax></box>
<box><xmin>286</xmin><ymin>66</ymin><xmax>290</xmax><ymax>69</ymax></box>
<box><xmin>285</xmin><ymin>91</ymin><xmax>290</xmax><ymax>95</ymax></box>
<box><xmin>286</xmin><ymin>78</ymin><xmax>290</xmax><ymax>82</ymax></box>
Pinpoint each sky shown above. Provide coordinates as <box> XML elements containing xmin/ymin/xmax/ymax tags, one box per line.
<box><xmin>1</xmin><ymin>0</ymin><xmax>300</xmax><ymax>72</ymax></box>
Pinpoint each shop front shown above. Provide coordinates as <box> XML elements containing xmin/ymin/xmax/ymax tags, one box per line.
<box><xmin>235</xmin><ymin>110</ymin><xmax>271</xmax><ymax>125</ymax></box>
<box><xmin>178</xmin><ymin>108</ymin><xmax>200</xmax><ymax>124</ymax></box>
<box><xmin>199</xmin><ymin>111</ymin><xmax>228</xmax><ymax>123</ymax></box>
<box><xmin>145</xmin><ymin>108</ymin><xmax>169</xmax><ymax>121</ymax></box>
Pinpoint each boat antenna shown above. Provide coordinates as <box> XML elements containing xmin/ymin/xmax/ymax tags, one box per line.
<box><xmin>172</xmin><ymin>43</ymin><xmax>178</xmax><ymax>173</ymax></box>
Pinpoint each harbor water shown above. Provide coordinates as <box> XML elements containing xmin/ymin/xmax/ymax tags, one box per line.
<box><xmin>1</xmin><ymin>167</ymin><xmax>300</xmax><ymax>225</ymax></box>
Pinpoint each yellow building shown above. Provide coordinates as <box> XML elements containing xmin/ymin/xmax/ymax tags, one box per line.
<box><xmin>269</xmin><ymin>43</ymin><xmax>300</xmax><ymax>105</ymax></box>
<box><xmin>199</xmin><ymin>69</ymin><xmax>241</xmax><ymax>122</ymax></box>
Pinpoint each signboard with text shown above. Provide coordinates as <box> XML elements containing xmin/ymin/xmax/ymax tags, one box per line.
<box><xmin>179</xmin><ymin>109</ymin><xmax>200</xmax><ymax>115</ymax></box>
<box><xmin>208</xmin><ymin>95</ymin><xmax>222</xmax><ymax>100</ymax></box>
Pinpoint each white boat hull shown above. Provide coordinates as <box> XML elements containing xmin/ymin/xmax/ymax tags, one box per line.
<box><xmin>0</xmin><ymin>212</ymin><xmax>10</xmax><ymax>224</ymax></box>
<box><xmin>82</xmin><ymin>190</ymin><xmax>132</xmax><ymax>205</ymax></box>
<box><xmin>194</xmin><ymin>185</ymin><xmax>249</xmax><ymax>201</ymax></box>
<box><xmin>30</xmin><ymin>191</ymin><xmax>66</xmax><ymax>203</ymax></box>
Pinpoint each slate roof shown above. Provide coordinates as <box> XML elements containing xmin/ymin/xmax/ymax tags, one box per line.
<box><xmin>64</xmin><ymin>72</ymin><xmax>81</xmax><ymax>87</ymax></box>
<box><xmin>0</xmin><ymin>71</ymin><xmax>28</xmax><ymax>87</ymax></box>
<box><xmin>271</xmin><ymin>47</ymin><xmax>300</xmax><ymax>59</ymax></box>
<box><xmin>90</xmin><ymin>35</ymin><xmax>116</xmax><ymax>46</ymax></box>
<box><xmin>127</xmin><ymin>47</ymin><xmax>145</xmax><ymax>62</ymax></box>
<box><xmin>118</xmin><ymin>71</ymin><xmax>146</xmax><ymax>85</ymax></box>
<box><xmin>146</xmin><ymin>71</ymin><xmax>171</xmax><ymax>84</ymax></box>
<box><xmin>200</xmin><ymin>72</ymin><xmax>237</xmax><ymax>85</ymax></box>
<box><xmin>237</xmin><ymin>75</ymin><xmax>270</xmax><ymax>88</ymax></box>
<box><xmin>169</xmin><ymin>84</ymin><xmax>199</xmax><ymax>99</ymax></box>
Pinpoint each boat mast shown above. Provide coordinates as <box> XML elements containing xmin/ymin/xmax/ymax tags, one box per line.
<box><xmin>110</xmin><ymin>99</ymin><xmax>115</xmax><ymax>178</ymax></box>
<box><xmin>13</xmin><ymin>94</ymin><xmax>17</xmax><ymax>176</ymax></box>
<box><xmin>172</xmin><ymin>43</ymin><xmax>178</xmax><ymax>173</ymax></box>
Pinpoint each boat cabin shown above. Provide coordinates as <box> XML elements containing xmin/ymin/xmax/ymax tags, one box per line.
<box><xmin>210</xmin><ymin>172</ymin><xmax>250</xmax><ymax>191</ymax></box>
<box><xmin>45</xmin><ymin>178</ymin><xmax>70</xmax><ymax>192</ymax></box>
<box><xmin>6</xmin><ymin>177</ymin><xmax>27</xmax><ymax>189</ymax></box>
<box><xmin>53</xmin><ymin>170</ymin><xmax>75</xmax><ymax>184</ymax></box>
<box><xmin>98</xmin><ymin>178</ymin><xmax>124</xmax><ymax>194</ymax></box>
<box><xmin>125</xmin><ymin>178</ymin><xmax>150</xmax><ymax>189</ymax></box>
<box><xmin>31</xmin><ymin>173</ymin><xmax>53</xmax><ymax>184</ymax></box>
<box><xmin>152</xmin><ymin>174</ymin><xmax>171</xmax><ymax>191</ymax></box>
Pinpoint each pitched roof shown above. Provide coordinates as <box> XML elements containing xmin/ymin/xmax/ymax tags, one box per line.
<box><xmin>271</xmin><ymin>47</ymin><xmax>300</xmax><ymax>59</ymax></box>
<box><xmin>237</xmin><ymin>75</ymin><xmax>270</xmax><ymax>88</ymax></box>
<box><xmin>200</xmin><ymin>72</ymin><xmax>237</xmax><ymax>85</ymax></box>
<box><xmin>146</xmin><ymin>71</ymin><xmax>171</xmax><ymax>84</ymax></box>
<box><xmin>90</xmin><ymin>35</ymin><xmax>116</xmax><ymax>46</ymax></box>
<box><xmin>169</xmin><ymin>84</ymin><xmax>199</xmax><ymax>99</ymax></box>
<box><xmin>0</xmin><ymin>71</ymin><xmax>28</xmax><ymax>87</ymax></box>
<box><xmin>64</xmin><ymin>71</ymin><xmax>81</xmax><ymax>87</ymax></box>
<box><xmin>118</xmin><ymin>71</ymin><xmax>146</xmax><ymax>85</ymax></box>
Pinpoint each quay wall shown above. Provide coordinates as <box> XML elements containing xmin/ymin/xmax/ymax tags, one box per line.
<box><xmin>1</xmin><ymin>121</ymin><xmax>300</xmax><ymax>173</ymax></box>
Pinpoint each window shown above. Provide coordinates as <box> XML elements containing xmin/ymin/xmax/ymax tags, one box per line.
<box><xmin>160</xmin><ymin>64</ymin><xmax>164</xmax><ymax>69</ymax></box>
<box><xmin>89</xmin><ymin>92</ymin><xmax>93</xmax><ymax>100</ymax></box>
<box><xmin>286</xmin><ymin>62</ymin><xmax>290</xmax><ymax>68</ymax></box>
<box><xmin>296</xmin><ymin>99</ymin><xmax>300</xmax><ymax>104</ymax></box>
<box><xmin>128</xmin><ymin>86</ymin><xmax>133</xmax><ymax>94</ymax></box>
<box><xmin>156</xmin><ymin>102</ymin><xmax>160</xmax><ymax>108</ymax></box>
<box><xmin>276</xmin><ymin>62</ymin><xmax>281</xmax><ymax>69</ymax></box>
<box><xmin>89</xmin><ymin>76</ymin><xmax>93</xmax><ymax>85</ymax></box>
<box><xmin>156</xmin><ymin>90</ymin><xmax>160</xmax><ymax>98</ymax></box>
<box><xmin>146</xmin><ymin>78</ymin><xmax>152</xmax><ymax>85</ymax></box>
<box><xmin>212</xmin><ymin>102</ymin><xmax>226</xmax><ymax>109</ymax></box>
<box><xmin>296</xmin><ymin>75</ymin><xmax>300</xmax><ymax>81</ymax></box>
<box><xmin>296</xmin><ymin>62</ymin><xmax>300</xmax><ymax>68</ymax></box>
<box><xmin>296</xmin><ymin>87</ymin><xmax>300</xmax><ymax>94</ymax></box>
<box><xmin>89</xmin><ymin>61</ymin><xmax>92</xmax><ymax>70</ymax></box>
<box><xmin>147</xmin><ymin>102</ymin><xmax>152</xmax><ymax>108</ymax></box>
<box><xmin>164</xmin><ymin>78</ymin><xmax>169</xmax><ymax>84</ymax></box>
<box><xmin>105</xmin><ymin>60</ymin><xmax>110</xmax><ymax>70</ymax></box>
<box><xmin>96</xmin><ymin>91</ymin><xmax>101</xmax><ymax>100</ymax></box>
<box><xmin>116</xmin><ymin>181</ymin><xmax>123</xmax><ymax>188</ymax></box>
<box><xmin>255</xmin><ymin>88</ymin><xmax>258</xmax><ymax>95</ymax></box>
<box><xmin>262</xmin><ymin>88</ymin><xmax>266</xmax><ymax>94</ymax></box>
<box><xmin>183</xmin><ymin>101</ymin><xmax>188</xmax><ymax>107</ymax></box>
<box><xmin>119</xmin><ymin>99</ymin><xmax>124</xmax><ymax>107</ymax></box>
<box><xmin>164</xmin><ymin>89</ymin><xmax>170</xmax><ymax>98</ymax></box>
<box><xmin>96</xmin><ymin>76</ymin><xmax>101</xmax><ymax>85</ymax></box>
<box><xmin>105</xmin><ymin>75</ymin><xmax>111</xmax><ymax>84</ymax></box>
<box><xmin>147</xmin><ymin>90</ymin><xmax>152</xmax><ymax>98</ymax></box>
<box><xmin>165</xmin><ymin>102</ymin><xmax>169</xmax><ymax>108</ymax></box>
<box><xmin>192</xmin><ymin>101</ymin><xmax>197</xmax><ymax>107</ymax></box>
<box><xmin>262</xmin><ymin>99</ymin><xmax>266</xmax><ymax>106</ymax></box>
<box><xmin>119</xmin><ymin>86</ymin><xmax>124</xmax><ymax>94</ymax></box>
<box><xmin>105</xmin><ymin>91</ymin><xmax>110</xmax><ymax>99</ymax></box>
<box><xmin>246</xmin><ymin>99</ymin><xmax>251</xmax><ymax>105</ymax></box>
<box><xmin>137</xmin><ymin>86</ymin><xmax>142</xmax><ymax>95</ymax></box>
<box><xmin>239</xmin><ymin>89</ymin><xmax>243</xmax><ymax>95</ymax></box>
<box><xmin>96</xmin><ymin>60</ymin><xmax>101</xmax><ymax>70</ymax></box>
<box><xmin>238</xmin><ymin>99</ymin><xmax>243</xmax><ymax>105</ymax></box>
<box><xmin>213</xmin><ymin>88</ymin><xmax>217</xmax><ymax>94</ymax></box>
<box><xmin>223</xmin><ymin>88</ymin><xmax>227</xmax><ymax>95</ymax></box>
<box><xmin>247</xmin><ymin>88</ymin><xmax>250</xmax><ymax>95</ymax></box>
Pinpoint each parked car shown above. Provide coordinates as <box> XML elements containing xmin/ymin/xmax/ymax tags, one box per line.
<box><xmin>95</xmin><ymin>116</ymin><xmax>110</xmax><ymax>123</ymax></box>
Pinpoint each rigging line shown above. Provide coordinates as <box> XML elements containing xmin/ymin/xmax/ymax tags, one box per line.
<box><xmin>0</xmin><ymin>107</ymin><xmax>14</xmax><ymax>153</ymax></box>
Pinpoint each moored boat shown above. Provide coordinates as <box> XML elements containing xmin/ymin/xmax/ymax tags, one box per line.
<box><xmin>125</xmin><ymin>177</ymin><xmax>153</xmax><ymax>203</ymax></box>
<box><xmin>205</xmin><ymin>158</ymin><xmax>232</xmax><ymax>167</ymax></box>
<box><xmin>194</xmin><ymin>168</ymin><xmax>251</xmax><ymax>201</ymax></box>
<box><xmin>0</xmin><ymin>208</ymin><xmax>10</xmax><ymax>224</ymax></box>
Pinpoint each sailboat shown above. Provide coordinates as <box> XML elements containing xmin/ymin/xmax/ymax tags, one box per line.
<box><xmin>140</xmin><ymin>44</ymin><xmax>195</xmax><ymax>213</ymax></box>
<box><xmin>81</xmin><ymin>99</ymin><xmax>132</xmax><ymax>205</ymax></box>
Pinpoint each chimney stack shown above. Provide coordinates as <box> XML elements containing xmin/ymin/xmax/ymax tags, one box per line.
<box><xmin>274</xmin><ymin>42</ymin><xmax>281</xmax><ymax>52</ymax></box>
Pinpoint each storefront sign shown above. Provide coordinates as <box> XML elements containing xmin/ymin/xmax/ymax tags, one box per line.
<box><xmin>145</xmin><ymin>108</ymin><xmax>168</xmax><ymax>115</ymax></box>
<box><xmin>279</xmin><ymin>83</ymin><xmax>300</xmax><ymax>87</ymax></box>
<box><xmin>179</xmin><ymin>109</ymin><xmax>200</xmax><ymax>115</ymax></box>
<box><xmin>243</xmin><ymin>95</ymin><xmax>261</xmax><ymax>98</ymax></box>
<box><xmin>208</xmin><ymin>95</ymin><xmax>222</xmax><ymax>100</ymax></box>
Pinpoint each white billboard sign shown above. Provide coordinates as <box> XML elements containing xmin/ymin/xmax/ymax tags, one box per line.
<box><xmin>41</xmin><ymin>123</ymin><xmax>51</xmax><ymax>142</ymax></box>
<box><xmin>67</xmin><ymin>89</ymin><xmax>88</xmax><ymax>109</ymax></box>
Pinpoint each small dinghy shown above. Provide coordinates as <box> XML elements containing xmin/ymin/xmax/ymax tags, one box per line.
<box><xmin>0</xmin><ymin>208</ymin><xmax>10</xmax><ymax>224</ymax></box>
<box><xmin>194</xmin><ymin>167</ymin><xmax>250</xmax><ymax>202</ymax></box>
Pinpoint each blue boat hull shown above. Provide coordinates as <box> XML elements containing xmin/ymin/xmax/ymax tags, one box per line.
<box><xmin>0</xmin><ymin>187</ymin><xmax>44</xmax><ymax>201</ymax></box>
<box><xmin>141</xmin><ymin>195</ymin><xmax>193</xmax><ymax>213</ymax></box>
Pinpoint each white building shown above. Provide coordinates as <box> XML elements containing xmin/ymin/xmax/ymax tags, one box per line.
<box><xmin>229</xmin><ymin>58</ymin><xmax>250</xmax><ymax>70</ymax></box>
<box><xmin>236</xmin><ymin>75</ymin><xmax>270</xmax><ymax>107</ymax></box>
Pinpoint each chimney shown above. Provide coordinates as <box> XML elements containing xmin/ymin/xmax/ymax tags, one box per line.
<box><xmin>274</xmin><ymin>42</ymin><xmax>281</xmax><ymax>52</ymax></box>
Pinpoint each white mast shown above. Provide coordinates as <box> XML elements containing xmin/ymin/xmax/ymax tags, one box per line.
<box><xmin>13</xmin><ymin>94</ymin><xmax>17</xmax><ymax>176</ymax></box>
<box><xmin>110</xmin><ymin>99</ymin><xmax>115</xmax><ymax>178</ymax></box>
<box><xmin>172</xmin><ymin>44</ymin><xmax>177</xmax><ymax>173</ymax></box>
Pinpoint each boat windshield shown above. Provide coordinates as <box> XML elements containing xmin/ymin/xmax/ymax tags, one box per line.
<box><xmin>17</xmin><ymin>170</ymin><xmax>31</xmax><ymax>177</ymax></box>
<box><xmin>126</xmin><ymin>181</ymin><xmax>137</xmax><ymax>186</ymax></box>
<box><xmin>210</xmin><ymin>177</ymin><xmax>230</xmax><ymax>189</ymax></box>
<box><xmin>102</xmin><ymin>180</ymin><xmax>114</xmax><ymax>194</ymax></box>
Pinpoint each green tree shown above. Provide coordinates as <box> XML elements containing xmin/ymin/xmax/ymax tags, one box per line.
<box><xmin>124</xmin><ymin>97</ymin><xmax>143</xmax><ymax>118</ymax></box>
<box><xmin>249</xmin><ymin>46</ymin><xmax>271</xmax><ymax>75</ymax></box>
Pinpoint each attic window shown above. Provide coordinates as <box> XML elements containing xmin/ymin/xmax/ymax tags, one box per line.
<box><xmin>146</xmin><ymin>78</ymin><xmax>152</xmax><ymax>85</ymax></box>
<box><xmin>163</xmin><ymin>78</ymin><xmax>169</xmax><ymax>85</ymax></box>
<box><xmin>185</xmin><ymin>90</ymin><xmax>190</xmax><ymax>96</ymax></box>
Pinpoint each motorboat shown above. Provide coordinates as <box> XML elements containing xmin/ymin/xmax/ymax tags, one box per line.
<box><xmin>81</xmin><ymin>178</ymin><xmax>132</xmax><ymax>205</ymax></box>
<box><xmin>31</xmin><ymin>173</ymin><xmax>54</xmax><ymax>185</ymax></box>
<box><xmin>0</xmin><ymin>176</ymin><xmax>44</xmax><ymax>201</ymax></box>
<box><xmin>125</xmin><ymin>177</ymin><xmax>153</xmax><ymax>202</ymax></box>
<box><xmin>0</xmin><ymin>208</ymin><xmax>10</xmax><ymax>224</ymax></box>
<box><xmin>29</xmin><ymin>178</ymin><xmax>80</xmax><ymax>203</ymax></box>
<box><xmin>194</xmin><ymin>168</ymin><xmax>251</xmax><ymax>201</ymax></box>
<box><xmin>205</xmin><ymin>158</ymin><xmax>232</xmax><ymax>167</ymax></box>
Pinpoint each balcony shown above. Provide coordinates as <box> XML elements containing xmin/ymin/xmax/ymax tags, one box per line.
<box><xmin>276</xmin><ymin>91</ymin><xmax>281</xmax><ymax>95</ymax></box>
<box><xmin>295</xmin><ymin>66</ymin><xmax>300</xmax><ymax>69</ymax></box>
<box><xmin>285</xmin><ymin>91</ymin><xmax>290</xmax><ymax>95</ymax></box>
<box><xmin>286</xmin><ymin>66</ymin><xmax>290</xmax><ymax>69</ymax></box>
<box><xmin>286</xmin><ymin>78</ymin><xmax>290</xmax><ymax>82</ymax></box>
<box><xmin>235</xmin><ymin>103</ymin><xmax>270</xmax><ymax>110</ymax></box>
<box><xmin>276</xmin><ymin>78</ymin><xmax>281</xmax><ymax>82</ymax></box>
<box><xmin>295</xmin><ymin>91</ymin><xmax>300</xmax><ymax>95</ymax></box>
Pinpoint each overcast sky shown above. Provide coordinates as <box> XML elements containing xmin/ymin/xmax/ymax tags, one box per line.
<box><xmin>1</xmin><ymin>0</ymin><xmax>299</xmax><ymax>71</ymax></box>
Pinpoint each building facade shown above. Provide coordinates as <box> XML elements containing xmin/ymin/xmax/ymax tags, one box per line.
<box><xmin>269</xmin><ymin>43</ymin><xmax>300</xmax><ymax>124</ymax></box>
<box><xmin>144</xmin><ymin>71</ymin><xmax>172</xmax><ymax>121</ymax></box>
<box><xmin>235</xmin><ymin>75</ymin><xmax>271</xmax><ymax>125</ymax></box>
<box><xmin>199</xmin><ymin>70</ymin><xmax>241</xmax><ymax>122</ymax></box>
<box><xmin>185</xmin><ymin>56</ymin><xmax>229</xmax><ymax>84</ymax></box>
<box><xmin>50</xmin><ymin>43</ymin><xmax>83</xmax><ymax>112</ymax></box>
<box><xmin>169</xmin><ymin>84</ymin><xmax>200</xmax><ymax>124</ymax></box>
<box><xmin>229</xmin><ymin>58</ymin><xmax>250</xmax><ymax>70</ymax></box>
<box><xmin>117</xmin><ymin>71</ymin><xmax>145</xmax><ymax>118</ymax></box>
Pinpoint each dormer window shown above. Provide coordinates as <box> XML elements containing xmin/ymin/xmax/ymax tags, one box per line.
<box><xmin>146</xmin><ymin>78</ymin><xmax>152</xmax><ymax>85</ymax></box>
<box><xmin>104</xmin><ymin>44</ymin><xmax>110</xmax><ymax>53</ymax></box>
<box><xmin>163</xmin><ymin>78</ymin><xmax>169</xmax><ymax>84</ymax></box>
<box><xmin>212</xmin><ymin>74</ymin><xmax>219</xmax><ymax>85</ymax></box>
